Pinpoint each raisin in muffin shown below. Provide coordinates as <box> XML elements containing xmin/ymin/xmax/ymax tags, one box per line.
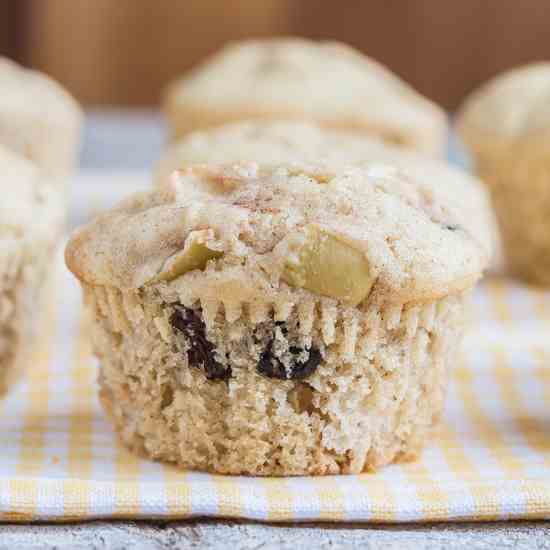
<box><xmin>457</xmin><ymin>62</ymin><xmax>550</xmax><ymax>285</ymax></box>
<box><xmin>66</xmin><ymin>160</ymin><xmax>492</xmax><ymax>475</ymax></box>
<box><xmin>0</xmin><ymin>57</ymin><xmax>82</xmax><ymax>182</ymax></box>
<box><xmin>164</xmin><ymin>38</ymin><xmax>447</xmax><ymax>156</ymax></box>
<box><xmin>0</xmin><ymin>146</ymin><xmax>64</xmax><ymax>393</ymax></box>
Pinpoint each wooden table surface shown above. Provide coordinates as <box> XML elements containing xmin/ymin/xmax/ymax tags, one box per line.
<box><xmin>2</xmin><ymin>519</ymin><xmax>550</xmax><ymax>549</ymax></box>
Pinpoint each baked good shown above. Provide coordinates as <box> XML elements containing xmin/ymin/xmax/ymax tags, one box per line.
<box><xmin>66</xmin><ymin>153</ymin><xmax>492</xmax><ymax>475</ymax></box>
<box><xmin>164</xmin><ymin>38</ymin><xmax>447</xmax><ymax>156</ymax></box>
<box><xmin>457</xmin><ymin>62</ymin><xmax>550</xmax><ymax>284</ymax></box>
<box><xmin>156</xmin><ymin>120</ymin><xmax>500</xmax><ymax>266</ymax></box>
<box><xmin>0</xmin><ymin>57</ymin><xmax>82</xmax><ymax>180</ymax></box>
<box><xmin>156</xmin><ymin>120</ymin><xmax>414</xmax><ymax>185</ymax></box>
<box><xmin>0</xmin><ymin>146</ymin><xmax>64</xmax><ymax>393</ymax></box>
<box><xmin>155</xmin><ymin>121</ymin><xmax>489</xmax><ymax>204</ymax></box>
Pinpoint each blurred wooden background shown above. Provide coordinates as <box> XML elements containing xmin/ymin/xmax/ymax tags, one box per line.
<box><xmin>2</xmin><ymin>0</ymin><xmax>549</xmax><ymax>109</ymax></box>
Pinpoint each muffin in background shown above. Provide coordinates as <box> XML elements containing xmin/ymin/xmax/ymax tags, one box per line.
<box><xmin>164</xmin><ymin>38</ymin><xmax>447</xmax><ymax>157</ymax></box>
<box><xmin>0</xmin><ymin>146</ymin><xmax>64</xmax><ymax>394</ymax></box>
<box><xmin>457</xmin><ymin>62</ymin><xmax>550</xmax><ymax>285</ymax></box>
<box><xmin>0</xmin><ymin>57</ymin><xmax>83</xmax><ymax>183</ymax></box>
<box><xmin>66</xmin><ymin>153</ymin><xmax>492</xmax><ymax>475</ymax></box>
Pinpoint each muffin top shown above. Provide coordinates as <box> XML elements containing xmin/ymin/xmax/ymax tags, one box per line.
<box><xmin>458</xmin><ymin>62</ymin><xmax>550</xmax><ymax>142</ymax></box>
<box><xmin>0</xmin><ymin>57</ymin><xmax>82</xmax><ymax>132</ymax></box>
<box><xmin>164</xmin><ymin>38</ymin><xmax>446</xmax><ymax>155</ymax></box>
<box><xmin>0</xmin><ymin>146</ymin><xmax>64</xmax><ymax>242</ymax></box>
<box><xmin>67</xmin><ymin>155</ymin><xmax>492</xmax><ymax>305</ymax></box>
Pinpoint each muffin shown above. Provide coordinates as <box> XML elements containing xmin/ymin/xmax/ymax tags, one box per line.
<box><xmin>0</xmin><ymin>57</ymin><xmax>82</xmax><ymax>181</ymax></box>
<box><xmin>155</xmin><ymin>120</ymin><xmax>490</xmax><ymax>202</ymax></box>
<box><xmin>457</xmin><ymin>62</ymin><xmax>550</xmax><ymax>285</ymax></box>
<box><xmin>66</xmin><ymin>159</ymin><xmax>492</xmax><ymax>475</ymax></box>
<box><xmin>156</xmin><ymin>120</ymin><xmax>500</xmax><ymax>265</ymax></box>
<box><xmin>164</xmin><ymin>38</ymin><xmax>447</xmax><ymax>156</ymax></box>
<box><xmin>0</xmin><ymin>146</ymin><xmax>64</xmax><ymax>393</ymax></box>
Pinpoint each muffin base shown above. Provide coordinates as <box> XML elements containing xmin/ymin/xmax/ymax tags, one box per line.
<box><xmin>85</xmin><ymin>279</ymin><xmax>466</xmax><ymax>476</ymax></box>
<box><xmin>468</xmin><ymin>137</ymin><xmax>550</xmax><ymax>286</ymax></box>
<box><xmin>0</xmin><ymin>241</ymin><xmax>55</xmax><ymax>394</ymax></box>
<box><xmin>165</xmin><ymin>102</ymin><xmax>445</xmax><ymax>157</ymax></box>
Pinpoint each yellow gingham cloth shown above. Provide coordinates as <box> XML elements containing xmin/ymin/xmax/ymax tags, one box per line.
<box><xmin>1</xmin><ymin>253</ymin><xmax>550</xmax><ymax>523</ymax></box>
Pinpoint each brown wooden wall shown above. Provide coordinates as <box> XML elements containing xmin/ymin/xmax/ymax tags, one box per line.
<box><xmin>2</xmin><ymin>0</ymin><xmax>550</xmax><ymax>109</ymax></box>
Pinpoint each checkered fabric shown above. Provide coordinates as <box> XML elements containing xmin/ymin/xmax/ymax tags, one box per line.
<box><xmin>1</xmin><ymin>252</ymin><xmax>550</xmax><ymax>523</ymax></box>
